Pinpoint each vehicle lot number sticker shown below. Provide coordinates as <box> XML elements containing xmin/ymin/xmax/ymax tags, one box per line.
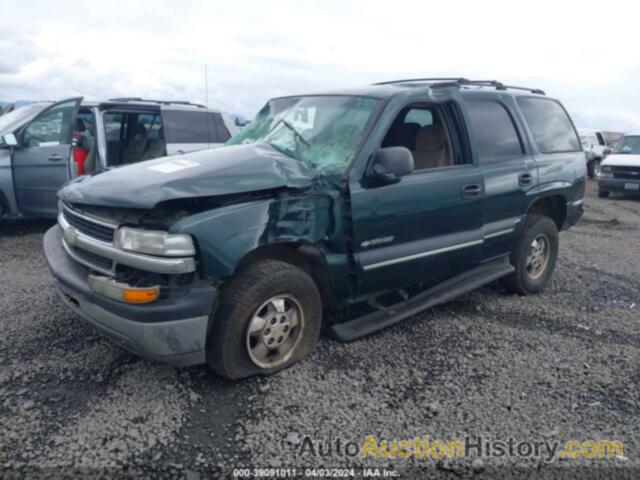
<box><xmin>148</xmin><ymin>158</ymin><xmax>200</xmax><ymax>174</ymax></box>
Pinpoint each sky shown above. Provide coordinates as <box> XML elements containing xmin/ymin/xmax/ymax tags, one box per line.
<box><xmin>1</xmin><ymin>0</ymin><xmax>639</xmax><ymax>131</ymax></box>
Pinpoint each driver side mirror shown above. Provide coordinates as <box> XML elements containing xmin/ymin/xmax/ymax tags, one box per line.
<box><xmin>603</xmin><ymin>147</ymin><xmax>612</xmax><ymax>156</ymax></box>
<box><xmin>1</xmin><ymin>133</ymin><xmax>18</xmax><ymax>148</ymax></box>
<box><xmin>368</xmin><ymin>147</ymin><xmax>414</xmax><ymax>185</ymax></box>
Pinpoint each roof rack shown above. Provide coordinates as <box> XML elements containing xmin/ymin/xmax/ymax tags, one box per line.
<box><xmin>107</xmin><ymin>98</ymin><xmax>207</xmax><ymax>108</ymax></box>
<box><xmin>372</xmin><ymin>78</ymin><xmax>545</xmax><ymax>95</ymax></box>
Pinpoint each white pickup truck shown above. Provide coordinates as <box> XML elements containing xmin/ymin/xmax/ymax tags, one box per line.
<box><xmin>597</xmin><ymin>133</ymin><xmax>640</xmax><ymax>198</ymax></box>
<box><xmin>578</xmin><ymin>128</ymin><xmax>611</xmax><ymax>178</ymax></box>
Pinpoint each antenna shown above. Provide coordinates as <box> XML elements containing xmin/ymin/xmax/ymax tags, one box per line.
<box><xmin>204</xmin><ymin>64</ymin><xmax>210</xmax><ymax>109</ymax></box>
<box><xmin>204</xmin><ymin>64</ymin><xmax>213</xmax><ymax>147</ymax></box>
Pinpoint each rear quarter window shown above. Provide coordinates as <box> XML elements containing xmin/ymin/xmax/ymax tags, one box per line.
<box><xmin>465</xmin><ymin>100</ymin><xmax>524</xmax><ymax>161</ymax></box>
<box><xmin>163</xmin><ymin>110</ymin><xmax>228</xmax><ymax>144</ymax></box>
<box><xmin>516</xmin><ymin>97</ymin><xmax>580</xmax><ymax>154</ymax></box>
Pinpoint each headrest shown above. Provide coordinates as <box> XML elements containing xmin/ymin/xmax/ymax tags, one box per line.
<box><xmin>415</xmin><ymin>124</ymin><xmax>446</xmax><ymax>151</ymax></box>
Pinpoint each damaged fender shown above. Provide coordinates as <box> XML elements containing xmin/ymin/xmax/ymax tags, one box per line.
<box><xmin>169</xmin><ymin>191</ymin><xmax>352</xmax><ymax>301</ymax></box>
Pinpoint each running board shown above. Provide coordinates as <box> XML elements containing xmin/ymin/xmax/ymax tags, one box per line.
<box><xmin>330</xmin><ymin>257</ymin><xmax>514</xmax><ymax>342</ymax></box>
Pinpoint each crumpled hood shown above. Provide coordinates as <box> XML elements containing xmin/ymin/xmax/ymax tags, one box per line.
<box><xmin>602</xmin><ymin>154</ymin><xmax>640</xmax><ymax>167</ymax></box>
<box><xmin>59</xmin><ymin>143</ymin><xmax>315</xmax><ymax>209</ymax></box>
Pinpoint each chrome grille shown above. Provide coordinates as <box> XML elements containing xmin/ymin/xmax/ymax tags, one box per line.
<box><xmin>612</xmin><ymin>166</ymin><xmax>640</xmax><ymax>180</ymax></box>
<box><xmin>62</xmin><ymin>205</ymin><xmax>116</xmax><ymax>243</ymax></box>
<box><xmin>72</xmin><ymin>246</ymin><xmax>114</xmax><ymax>271</ymax></box>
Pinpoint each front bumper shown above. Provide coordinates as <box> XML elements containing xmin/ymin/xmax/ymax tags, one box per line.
<box><xmin>43</xmin><ymin>225</ymin><xmax>218</xmax><ymax>366</ymax></box>
<box><xmin>597</xmin><ymin>177</ymin><xmax>640</xmax><ymax>193</ymax></box>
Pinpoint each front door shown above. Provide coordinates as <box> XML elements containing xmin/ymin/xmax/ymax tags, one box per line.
<box><xmin>349</xmin><ymin>102</ymin><xmax>484</xmax><ymax>297</ymax></box>
<box><xmin>13</xmin><ymin>97</ymin><xmax>82</xmax><ymax>218</ymax></box>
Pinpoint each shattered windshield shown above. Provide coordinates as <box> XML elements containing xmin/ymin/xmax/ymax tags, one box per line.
<box><xmin>228</xmin><ymin>95</ymin><xmax>379</xmax><ymax>174</ymax></box>
<box><xmin>614</xmin><ymin>135</ymin><xmax>640</xmax><ymax>154</ymax></box>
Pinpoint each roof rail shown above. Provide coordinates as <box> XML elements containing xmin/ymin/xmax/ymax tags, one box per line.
<box><xmin>373</xmin><ymin>77</ymin><xmax>470</xmax><ymax>86</ymax></box>
<box><xmin>373</xmin><ymin>78</ymin><xmax>545</xmax><ymax>95</ymax></box>
<box><xmin>107</xmin><ymin>98</ymin><xmax>207</xmax><ymax>108</ymax></box>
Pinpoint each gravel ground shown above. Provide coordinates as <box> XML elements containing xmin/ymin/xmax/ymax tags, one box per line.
<box><xmin>1</xmin><ymin>181</ymin><xmax>639</xmax><ymax>479</ymax></box>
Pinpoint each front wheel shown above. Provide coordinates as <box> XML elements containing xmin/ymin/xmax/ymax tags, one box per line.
<box><xmin>206</xmin><ymin>260</ymin><xmax>322</xmax><ymax>379</ymax></box>
<box><xmin>598</xmin><ymin>189</ymin><xmax>610</xmax><ymax>198</ymax></box>
<box><xmin>502</xmin><ymin>215</ymin><xmax>559</xmax><ymax>295</ymax></box>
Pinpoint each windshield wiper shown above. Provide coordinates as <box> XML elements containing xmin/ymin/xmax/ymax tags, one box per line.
<box><xmin>269</xmin><ymin>118</ymin><xmax>311</xmax><ymax>147</ymax></box>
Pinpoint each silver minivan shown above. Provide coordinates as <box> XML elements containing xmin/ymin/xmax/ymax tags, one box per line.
<box><xmin>0</xmin><ymin>97</ymin><xmax>237</xmax><ymax>219</ymax></box>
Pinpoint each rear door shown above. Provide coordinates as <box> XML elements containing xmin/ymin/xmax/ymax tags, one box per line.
<box><xmin>12</xmin><ymin>97</ymin><xmax>82</xmax><ymax>218</ymax></box>
<box><xmin>462</xmin><ymin>96</ymin><xmax>536</xmax><ymax>260</ymax></box>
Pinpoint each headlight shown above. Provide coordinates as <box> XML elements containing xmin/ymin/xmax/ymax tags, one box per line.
<box><xmin>599</xmin><ymin>165</ymin><xmax>613</xmax><ymax>178</ymax></box>
<box><xmin>115</xmin><ymin>227</ymin><xmax>195</xmax><ymax>257</ymax></box>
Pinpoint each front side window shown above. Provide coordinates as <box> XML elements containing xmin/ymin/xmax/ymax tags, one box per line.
<box><xmin>517</xmin><ymin>97</ymin><xmax>580</xmax><ymax>154</ymax></box>
<box><xmin>0</xmin><ymin>103</ymin><xmax>48</xmax><ymax>136</ymax></box>
<box><xmin>613</xmin><ymin>135</ymin><xmax>640</xmax><ymax>155</ymax></box>
<box><xmin>465</xmin><ymin>100</ymin><xmax>523</xmax><ymax>161</ymax></box>
<box><xmin>228</xmin><ymin>96</ymin><xmax>379</xmax><ymax>174</ymax></box>
<box><xmin>381</xmin><ymin>104</ymin><xmax>458</xmax><ymax>170</ymax></box>
<box><xmin>22</xmin><ymin>100</ymin><xmax>77</xmax><ymax>147</ymax></box>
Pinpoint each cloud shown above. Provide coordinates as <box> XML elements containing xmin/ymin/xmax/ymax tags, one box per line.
<box><xmin>0</xmin><ymin>0</ymin><xmax>639</xmax><ymax>132</ymax></box>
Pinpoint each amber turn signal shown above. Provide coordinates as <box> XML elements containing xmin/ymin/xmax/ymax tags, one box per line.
<box><xmin>122</xmin><ymin>288</ymin><xmax>159</xmax><ymax>304</ymax></box>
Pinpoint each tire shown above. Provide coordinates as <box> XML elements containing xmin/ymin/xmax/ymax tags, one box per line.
<box><xmin>598</xmin><ymin>189</ymin><xmax>609</xmax><ymax>198</ymax></box>
<box><xmin>206</xmin><ymin>260</ymin><xmax>322</xmax><ymax>379</ymax></box>
<box><xmin>501</xmin><ymin>215</ymin><xmax>559</xmax><ymax>295</ymax></box>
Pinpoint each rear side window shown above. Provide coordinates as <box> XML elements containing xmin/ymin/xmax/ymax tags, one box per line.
<box><xmin>211</xmin><ymin>113</ymin><xmax>231</xmax><ymax>142</ymax></box>
<box><xmin>517</xmin><ymin>97</ymin><xmax>580</xmax><ymax>153</ymax></box>
<box><xmin>162</xmin><ymin>110</ymin><xmax>231</xmax><ymax>143</ymax></box>
<box><xmin>163</xmin><ymin>110</ymin><xmax>209</xmax><ymax>143</ymax></box>
<box><xmin>465</xmin><ymin>100</ymin><xmax>523</xmax><ymax>161</ymax></box>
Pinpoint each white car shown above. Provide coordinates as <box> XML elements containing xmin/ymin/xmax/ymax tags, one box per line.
<box><xmin>578</xmin><ymin>128</ymin><xmax>611</xmax><ymax>178</ymax></box>
<box><xmin>597</xmin><ymin>134</ymin><xmax>640</xmax><ymax>198</ymax></box>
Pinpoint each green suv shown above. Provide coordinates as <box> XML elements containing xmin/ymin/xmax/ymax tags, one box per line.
<box><xmin>43</xmin><ymin>78</ymin><xmax>585</xmax><ymax>379</ymax></box>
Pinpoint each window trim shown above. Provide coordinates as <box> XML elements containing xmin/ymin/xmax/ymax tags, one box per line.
<box><xmin>464</xmin><ymin>98</ymin><xmax>526</xmax><ymax>164</ymax></box>
<box><xmin>516</xmin><ymin>95</ymin><xmax>582</xmax><ymax>155</ymax></box>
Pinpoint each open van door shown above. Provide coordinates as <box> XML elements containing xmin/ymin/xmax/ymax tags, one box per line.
<box><xmin>12</xmin><ymin>97</ymin><xmax>82</xmax><ymax>218</ymax></box>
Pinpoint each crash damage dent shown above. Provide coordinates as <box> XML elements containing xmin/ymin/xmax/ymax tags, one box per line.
<box><xmin>168</xmin><ymin>187</ymin><xmax>352</xmax><ymax>301</ymax></box>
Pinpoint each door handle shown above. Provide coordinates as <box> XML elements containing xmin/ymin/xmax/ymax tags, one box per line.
<box><xmin>461</xmin><ymin>183</ymin><xmax>482</xmax><ymax>198</ymax></box>
<box><xmin>48</xmin><ymin>154</ymin><xmax>63</xmax><ymax>162</ymax></box>
<box><xmin>518</xmin><ymin>172</ymin><xmax>532</xmax><ymax>186</ymax></box>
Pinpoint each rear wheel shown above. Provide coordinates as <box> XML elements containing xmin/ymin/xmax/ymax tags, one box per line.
<box><xmin>502</xmin><ymin>215</ymin><xmax>559</xmax><ymax>295</ymax></box>
<box><xmin>206</xmin><ymin>260</ymin><xmax>322</xmax><ymax>379</ymax></box>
